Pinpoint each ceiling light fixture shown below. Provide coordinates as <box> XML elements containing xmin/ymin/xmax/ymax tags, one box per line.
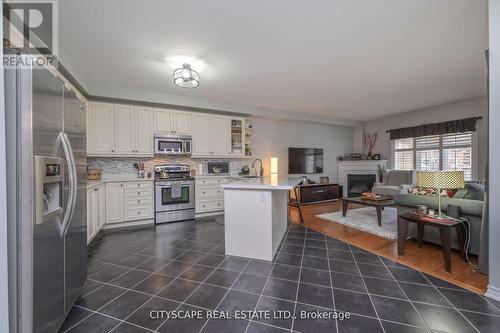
<box><xmin>173</xmin><ymin>63</ymin><xmax>199</xmax><ymax>88</ymax></box>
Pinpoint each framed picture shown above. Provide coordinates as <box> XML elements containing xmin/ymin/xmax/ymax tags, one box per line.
<box><xmin>372</xmin><ymin>153</ymin><xmax>381</xmax><ymax>160</ymax></box>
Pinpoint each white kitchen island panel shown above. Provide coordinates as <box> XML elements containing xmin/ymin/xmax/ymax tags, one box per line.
<box><xmin>223</xmin><ymin>177</ymin><xmax>296</xmax><ymax>261</ymax></box>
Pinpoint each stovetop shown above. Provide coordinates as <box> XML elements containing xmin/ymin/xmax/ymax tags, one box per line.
<box><xmin>154</xmin><ymin>164</ymin><xmax>193</xmax><ymax>181</ymax></box>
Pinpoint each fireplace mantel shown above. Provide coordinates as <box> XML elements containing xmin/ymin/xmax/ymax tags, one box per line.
<box><xmin>338</xmin><ymin>160</ymin><xmax>387</xmax><ymax>197</ymax></box>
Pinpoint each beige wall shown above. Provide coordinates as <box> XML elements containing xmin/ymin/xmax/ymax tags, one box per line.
<box><xmin>250</xmin><ymin>118</ymin><xmax>353</xmax><ymax>183</ymax></box>
<box><xmin>363</xmin><ymin>96</ymin><xmax>488</xmax><ymax>180</ymax></box>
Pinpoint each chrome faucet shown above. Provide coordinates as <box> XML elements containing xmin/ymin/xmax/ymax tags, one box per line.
<box><xmin>251</xmin><ymin>159</ymin><xmax>264</xmax><ymax>177</ymax></box>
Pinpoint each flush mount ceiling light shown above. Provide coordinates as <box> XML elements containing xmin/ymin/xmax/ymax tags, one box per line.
<box><xmin>173</xmin><ymin>63</ymin><xmax>199</xmax><ymax>88</ymax></box>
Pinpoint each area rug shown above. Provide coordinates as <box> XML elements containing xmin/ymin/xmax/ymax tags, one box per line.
<box><xmin>316</xmin><ymin>207</ymin><xmax>398</xmax><ymax>239</ymax></box>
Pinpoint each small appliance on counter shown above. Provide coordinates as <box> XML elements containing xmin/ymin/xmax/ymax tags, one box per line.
<box><xmin>205</xmin><ymin>160</ymin><xmax>230</xmax><ymax>176</ymax></box>
<box><xmin>240</xmin><ymin>165</ymin><xmax>250</xmax><ymax>175</ymax></box>
<box><xmin>133</xmin><ymin>162</ymin><xmax>145</xmax><ymax>178</ymax></box>
<box><xmin>87</xmin><ymin>167</ymin><xmax>102</xmax><ymax>180</ymax></box>
<box><xmin>154</xmin><ymin>164</ymin><xmax>195</xmax><ymax>223</ymax></box>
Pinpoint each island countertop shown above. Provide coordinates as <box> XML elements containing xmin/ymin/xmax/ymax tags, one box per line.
<box><xmin>221</xmin><ymin>176</ymin><xmax>298</xmax><ymax>190</ymax></box>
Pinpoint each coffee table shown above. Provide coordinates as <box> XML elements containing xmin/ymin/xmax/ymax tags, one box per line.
<box><xmin>342</xmin><ymin>196</ymin><xmax>395</xmax><ymax>226</ymax></box>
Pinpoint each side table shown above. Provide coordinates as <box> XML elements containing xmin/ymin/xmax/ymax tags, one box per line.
<box><xmin>397</xmin><ymin>212</ymin><xmax>467</xmax><ymax>273</ymax></box>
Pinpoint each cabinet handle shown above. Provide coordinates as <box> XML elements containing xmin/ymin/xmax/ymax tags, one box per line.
<box><xmin>138</xmin><ymin>211</ymin><xmax>141</xmax><ymax>214</ymax></box>
<box><xmin>137</xmin><ymin>192</ymin><xmax>141</xmax><ymax>195</ymax></box>
<box><xmin>203</xmin><ymin>205</ymin><xmax>206</xmax><ymax>208</ymax></box>
<box><xmin>112</xmin><ymin>149</ymin><xmax>115</xmax><ymax>152</ymax></box>
<box><xmin>120</xmin><ymin>184</ymin><xmax>123</xmax><ymax>187</ymax></box>
<box><xmin>202</xmin><ymin>191</ymin><xmax>206</xmax><ymax>194</ymax></box>
<box><xmin>94</xmin><ymin>188</ymin><xmax>98</xmax><ymax>192</ymax></box>
<box><xmin>137</xmin><ymin>200</ymin><xmax>141</xmax><ymax>203</ymax></box>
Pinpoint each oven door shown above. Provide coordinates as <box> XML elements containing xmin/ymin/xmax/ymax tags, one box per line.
<box><xmin>155</xmin><ymin>181</ymin><xmax>194</xmax><ymax>212</ymax></box>
<box><xmin>155</xmin><ymin>138</ymin><xmax>183</xmax><ymax>154</ymax></box>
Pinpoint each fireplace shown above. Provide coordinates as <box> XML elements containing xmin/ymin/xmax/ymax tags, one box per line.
<box><xmin>347</xmin><ymin>174</ymin><xmax>376</xmax><ymax>197</ymax></box>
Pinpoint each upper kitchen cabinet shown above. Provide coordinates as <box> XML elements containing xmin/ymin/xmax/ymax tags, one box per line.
<box><xmin>134</xmin><ymin>106</ymin><xmax>154</xmax><ymax>154</ymax></box>
<box><xmin>192</xmin><ymin>114</ymin><xmax>244</xmax><ymax>158</ymax></box>
<box><xmin>114</xmin><ymin>104</ymin><xmax>135</xmax><ymax>154</ymax></box>
<box><xmin>87</xmin><ymin>102</ymin><xmax>154</xmax><ymax>156</ymax></box>
<box><xmin>192</xmin><ymin>113</ymin><xmax>212</xmax><ymax>156</ymax></box>
<box><xmin>154</xmin><ymin>108</ymin><xmax>192</xmax><ymax>135</ymax></box>
<box><xmin>90</xmin><ymin>102</ymin><xmax>115</xmax><ymax>154</ymax></box>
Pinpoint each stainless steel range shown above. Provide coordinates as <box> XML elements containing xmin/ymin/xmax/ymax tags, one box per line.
<box><xmin>155</xmin><ymin>164</ymin><xmax>195</xmax><ymax>223</ymax></box>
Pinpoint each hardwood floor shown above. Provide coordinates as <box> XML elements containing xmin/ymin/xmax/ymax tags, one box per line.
<box><xmin>288</xmin><ymin>200</ymin><xmax>488</xmax><ymax>294</ymax></box>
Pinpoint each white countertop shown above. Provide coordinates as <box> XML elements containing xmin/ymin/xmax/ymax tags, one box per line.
<box><xmin>86</xmin><ymin>176</ymin><xmax>153</xmax><ymax>189</ymax></box>
<box><xmin>222</xmin><ymin>176</ymin><xmax>299</xmax><ymax>190</ymax></box>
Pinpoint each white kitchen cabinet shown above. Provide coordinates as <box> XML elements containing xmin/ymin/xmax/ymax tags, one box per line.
<box><xmin>92</xmin><ymin>102</ymin><xmax>115</xmax><ymax>154</ymax></box>
<box><xmin>192</xmin><ymin>114</ymin><xmax>232</xmax><ymax>157</ymax></box>
<box><xmin>134</xmin><ymin>106</ymin><xmax>154</xmax><ymax>154</ymax></box>
<box><xmin>87</xmin><ymin>183</ymin><xmax>106</xmax><ymax>244</ymax></box>
<box><xmin>192</xmin><ymin>113</ymin><xmax>212</xmax><ymax>155</ymax></box>
<box><xmin>86</xmin><ymin>102</ymin><xmax>94</xmax><ymax>153</ymax></box>
<box><xmin>88</xmin><ymin>102</ymin><xmax>153</xmax><ymax>156</ymax></box>
<box><xmin>173</xmin><ymin>111</ymin><xmax>192</xmax><ymax>134</ymax></box>
<box><xmin>114</xmin><ymin>104</ymin><xmax>135</xmax><ymax>154</ymax></box>
<box><xmin>195</xmin><ymin>177</ymin><xmax>229</xmax><ymax>215</ymax></box>
<box><xmin>154</xmin><ymin>108</ymin><xmax>173</xmax><ymax>133</ymax></box>
<box><xmin>87</xmin><ymin>189</ymin><xmax>96</xmax><ymax>241</ymax></box>
<box><xmin>211</xmin><ymin>116</ymin><xmax>231</xmax><ymax>155</ymax></box>
<box><xmin>154</xmin><ymin>108</ymin><xmax>192</xmax><ymax>135</ymax></box>
<box><xmin>105</xmin><ymin>181</ymin><xmax>153</xmax><ymax>226</ymax></box>
<box><xmin>106</xmin><ymin>183</ymin><xmax>125</xmax><ymax>224</ymax></box>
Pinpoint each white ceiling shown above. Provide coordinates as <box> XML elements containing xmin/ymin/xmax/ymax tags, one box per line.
<box><xmin>59</xmin><ymin>0</ymin><xmax>488</xmax><ymax>123</ymax></box>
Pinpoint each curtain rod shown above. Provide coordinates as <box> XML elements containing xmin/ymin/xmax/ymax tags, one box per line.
<box><xmin>384</xmin><ymin>116</ymin><xmax>483</xmax><ymax>133</ymax></box>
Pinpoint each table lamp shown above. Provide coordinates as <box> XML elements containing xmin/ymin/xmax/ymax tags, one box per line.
<box><xmin>416</xmin><ymin>171</ymin><xmax>465</xmax><ymax>219</ymax></box>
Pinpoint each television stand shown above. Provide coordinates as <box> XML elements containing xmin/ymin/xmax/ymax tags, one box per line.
<box><xmin>291</xmin><ymin>183</ymin><xmax>340</xmax><ymax>205</ymax></box>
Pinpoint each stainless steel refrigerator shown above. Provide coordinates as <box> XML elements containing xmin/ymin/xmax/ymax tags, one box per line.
<box><xmin>5</xmin><ymin>52</ymin><xmax>88</xmax><ymax>333</ymax></box>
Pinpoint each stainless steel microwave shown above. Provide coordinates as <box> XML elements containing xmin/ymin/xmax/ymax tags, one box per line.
<box><xmin>154</xmin><ymin>133</ymin><xmax>192</xmax><ymax>155</ymax></box>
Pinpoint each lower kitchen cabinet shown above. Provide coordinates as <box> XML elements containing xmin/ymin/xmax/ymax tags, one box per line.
<box><xmin>105</xmin><ymin>182</ymin><xmax>125</xmax><ymax>224</ymax></box>
<box><xmin>87</xmin><ymin>184</ymin><xmax>105</xmax><ymax>244</ymax></box>
<box><xmin>105</xmin><ymin>181</ymin><xmax>154</xmax><ymax>225</ymax></box>
<box><xmin>195</xmin><ymin>177</ymin><xmax>229</xmax><ymax>215</ymax></box>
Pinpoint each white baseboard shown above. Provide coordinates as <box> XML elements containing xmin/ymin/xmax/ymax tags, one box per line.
<box><xmin>485</xmin><ymin>285</ymin><xmax>500</xmax><ymax>302</ymax></box>
<box><xmin>195</xmin><ymin>211</ymin><xmax>224</xmax><ymax>218</ymax></box>
<box><xmin>103</xmin><ymin>219</ymin><xmax>154</xmax><ymax>230</ymax></box>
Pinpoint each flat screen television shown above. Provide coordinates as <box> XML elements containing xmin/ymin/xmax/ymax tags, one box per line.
<box><xmin>288</xmin><ymin>147</ymin><xmax>324</xmax><ymax>174</ymax></box>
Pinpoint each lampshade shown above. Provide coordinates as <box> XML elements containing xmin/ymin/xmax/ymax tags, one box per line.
<box><xmin>416</xmin><ymin>171</ymin><xmax>465</xmax><ymax>189</ymax></box>
<box><xmin>173</xmin><ymin>63</ymin><xmax>199</xmax><ymax>88</ymax></box>
<box><xmin>270</xmin><ymin>157</ymin><xmax>278</xmax><ymax>174</ymax></box>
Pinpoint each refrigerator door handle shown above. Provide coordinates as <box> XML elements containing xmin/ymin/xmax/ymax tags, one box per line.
<box><xmin>59</xmin><ymin>132</ymin><xmax>77</xmax><ymax>237</ymax></box>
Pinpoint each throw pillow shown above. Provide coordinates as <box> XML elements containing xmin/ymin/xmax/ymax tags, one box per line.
<box><xmin>410</xmin><ymin>187</ymin><xmax>452</xmax><ymax>197</ymax></box>
<box><xmin>453</xmin><ymin>184</ymin><xmax>469</xmax><ymax>199</ymax></box>
<box><xmin>463</xmin><ymin>182</ymin><xmax>485</xmax><ymax>201</ymax></box>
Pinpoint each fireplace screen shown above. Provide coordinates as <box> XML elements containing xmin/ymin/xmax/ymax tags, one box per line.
<box><xmin>347</xmin><ymin>174</ymin><xmax>376</xmax><ymax>197</ymax></box>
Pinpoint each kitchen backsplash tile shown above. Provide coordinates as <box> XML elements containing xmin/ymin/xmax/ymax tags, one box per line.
<box><xmin>88</xmin><ymin>157</ymin><xmax>251</xmax><ymax>177</ymax></box>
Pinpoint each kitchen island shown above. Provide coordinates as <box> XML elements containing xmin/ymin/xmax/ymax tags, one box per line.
<box><xmin>222</xmin><ymin>176</ymin><xmax>298</xmax><ymax>261</ymax></box>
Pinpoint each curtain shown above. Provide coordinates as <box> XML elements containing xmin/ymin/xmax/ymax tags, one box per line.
<box><xmin>388</xmin><ymin>117</ymin><xmax>481</xmax><ymax>140</ymax></box>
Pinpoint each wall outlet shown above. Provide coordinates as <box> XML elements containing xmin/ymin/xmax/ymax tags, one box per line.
<box><xmin>260</xmin><ymin>192</ymin><xmax>267</xmax><ymax>202</ymax></box>
<box><xmin>117</xmin><ymin>161</ymin><xmax>123</xmax><ymax>170</ymax></box>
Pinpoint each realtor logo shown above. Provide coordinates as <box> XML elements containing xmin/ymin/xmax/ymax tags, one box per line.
<box><xmin>3</xmin><ymin>0</ymin><xmax>58</xmax><ymax>56</ymax></box>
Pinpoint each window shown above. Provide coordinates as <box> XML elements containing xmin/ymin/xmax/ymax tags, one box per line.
<box><xmin>392</xmin><ymin>132</ymin><xmax>474</xmax><ymax>180</ymax></box>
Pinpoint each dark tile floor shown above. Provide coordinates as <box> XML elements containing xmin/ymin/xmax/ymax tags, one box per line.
<box><xmin>62</xmin><ymin>220</ymin><xmax>500</xmax><ymax>333</ymax></box>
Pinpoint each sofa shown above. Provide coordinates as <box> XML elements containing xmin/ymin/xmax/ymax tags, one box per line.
<box><xmin>393</xmin><ymin>182</ymin><xmax>485</xmax><ymax>255</ymax></box>
<box><xmin>372</xmin><ymin>169</ymin><xmax>415</xmax><ymax>196</ymax></box>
